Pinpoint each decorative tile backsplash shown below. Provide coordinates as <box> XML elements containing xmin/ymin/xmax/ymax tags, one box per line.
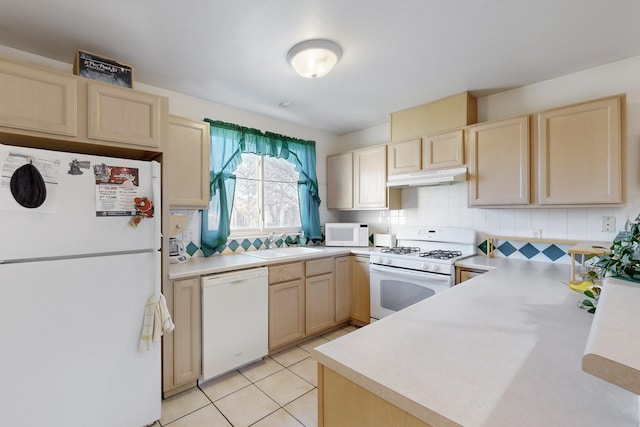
<box><xmin>170</xmin><ymin>209</ymin><xmax>318</xmax><ymax>257</ymax></box>
<box><xmin>477</xmin><ymin>239</ymin><xmax>573</xmax><ymax>264</ymax></box>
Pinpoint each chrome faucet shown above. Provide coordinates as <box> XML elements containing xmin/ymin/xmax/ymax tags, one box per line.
<box><xmin>264</xmin><ymin>231</ymin><xmax>284</xmax><ymax>249</ymax></box>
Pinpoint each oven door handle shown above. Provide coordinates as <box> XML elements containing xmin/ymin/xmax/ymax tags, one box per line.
<box><xmin>370</xmin><ymin>264</ymin><xmax>451</xmax><ymax>282</ymax></box>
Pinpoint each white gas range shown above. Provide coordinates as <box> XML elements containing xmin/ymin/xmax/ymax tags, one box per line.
<box><xmin>370</xmin><ymin>227</ymin><xmax>476</xmax><ymax>321</ymax></box>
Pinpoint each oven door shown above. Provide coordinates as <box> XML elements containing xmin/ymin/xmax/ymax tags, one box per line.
<box><xmin>370</xmin><ymin>264</ymin><xmax>452</xmax><ymax>320</ymax></box>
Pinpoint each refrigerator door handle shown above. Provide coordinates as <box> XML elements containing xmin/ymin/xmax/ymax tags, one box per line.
<box><xmin>151</xmin><ymin>161</ymin><xmax>162</xmax><ymax>251</ymax></box>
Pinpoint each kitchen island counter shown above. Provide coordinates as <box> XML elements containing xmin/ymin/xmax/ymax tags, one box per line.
<box><xmin>312</xmin><ymin>261</ymin><xmax>639</xmax><ymax>427</ymax></box>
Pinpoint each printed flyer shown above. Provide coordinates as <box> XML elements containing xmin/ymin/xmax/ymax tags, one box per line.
<box><xmin>94</xmin><ymin>164</ymin><xmax>140</xmax><ymax>216</ymax></box>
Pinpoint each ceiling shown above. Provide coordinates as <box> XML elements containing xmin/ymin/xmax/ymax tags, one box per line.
<box><xmin>1</xmin><ymin>1</ymin><xmax>640</xmax><ymax>135</ymax></box>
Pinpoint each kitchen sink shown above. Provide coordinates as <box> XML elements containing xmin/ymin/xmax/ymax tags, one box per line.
<box><xmin>243</xmin><ymin>246</ymin><xmax>323</xmax><ymax>259</ymax></box>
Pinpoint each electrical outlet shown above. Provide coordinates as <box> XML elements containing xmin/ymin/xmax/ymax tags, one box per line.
<box><xmin>601</xmin><ymin>216</ymin><xmax>616</xmax><ymax>232</ymax></box>
<box><xmin>531</xmin><ymin>229</ymin><xmax>542</xmax><ymax>238</ymax></box>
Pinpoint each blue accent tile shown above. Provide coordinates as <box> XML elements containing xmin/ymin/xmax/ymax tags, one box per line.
<box><xmin>241</xmin><ymin>239</ymin><xmax>252</xmax><ymax>250</ymax></box>
<box><xmin>285</xmin><ymin>236</ymin><xmax>293</xmax><ymax>244</ymax></box>
<box><xmin>478</xmin><ymin>240</ymin><xmax>488</xmax><ymax>255</ymax></box>
<box><xmin>498</xmin><ymin>242</ymin><xmax>517</xmax><ymax>257</ymax></box>
<box><xmin>186</xmin><ymin>242</ymin><xmax>199</xmax><ymax>256</ymax></box>
<box><xmin>253</xmin><ymin>238</ymin><xmax>262</xmax><ymax>249</ymax></box>
<box><xmin>519</xmin><ymin>243</ymin><xmax>540</xmax><ymax>259</ymax></box>
<box><xmin>228</xmin><ymin>240</ymin><xmax>240</xmax><ymax>252</ymax></box>
<box><xmin>542</xmin><ymin>244</ymin><xmax>566</xmax><ymax>261</ymax></box>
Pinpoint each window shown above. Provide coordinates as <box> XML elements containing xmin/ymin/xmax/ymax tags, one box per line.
<box><xmin>230</xmin><ymin>153</ymin><xmax>301</xmax><ymax>234</ymax></box>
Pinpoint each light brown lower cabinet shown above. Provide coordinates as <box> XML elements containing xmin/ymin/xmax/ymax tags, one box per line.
<box><xmin>455</xmin><ymin>266</ymin><xmax>488</xmax><ymax>284</ymax></box>
<box><xmin>334</xmin><ymin>256</ymin><xmax>351</xmax><ymax>323</ymax></box>
<box><xmin>305</xmin><ymin>257</ymin><xmax>336</xmax><ymax>335</ymax></box>
<box><xmin>268</xmin><ymin>278</ymin><xmax>306</xmax><ymax>351</ymax></box>
<box><xmin>163</xmin><ymin>277</ymin><xmax>201</xmax><ymax>397</ymax></box>
<box><xmin>318</xmin><ymin>365</ymin><xmax>433</xmax><ymax>427</ymax></box>
<box><xmin>306</xmin><ymin>273</ymin><xmax>335</xmax><ymax>335</ymax></box>
<box><xmin>268</xmin><ymin>255</ymin><xmax>364</xmax><ymax>352</ymax></box>
<box><xmin>350</xmin><ymin>255</ymin><xmax>371</xmax><ymax>325</ymax></box>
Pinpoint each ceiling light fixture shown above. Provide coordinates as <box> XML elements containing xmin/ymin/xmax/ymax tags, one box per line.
<box><xmin>287</xmin><ymin>39</ymin><xmax>342</xmax><ymax>79</ymax></box>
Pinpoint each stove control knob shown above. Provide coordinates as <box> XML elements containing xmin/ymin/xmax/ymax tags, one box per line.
<box><xmin>385</xmin><ymin>258</ymin><xmax>392</xmax><ymax>265</ymax></box>
<box><xmin>377</xmin><ymin>257</ymin><xmax>385</xmax><ymax>264</ymax></box>
<box><xmin>431</xmin><ymin>264</ymin><xmax>440</xmax><ymax>272</ymax></box>
<box><xmin>421</xmin><ymin>263</ymin><xmax>431</xmax><ymax>271</ymax></box>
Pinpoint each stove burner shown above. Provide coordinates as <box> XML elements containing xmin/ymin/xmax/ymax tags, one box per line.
<box><xmin>419</xmin><ymin>250</ymin><xmax>463</xmax><ymax>260</ymax></box>
<box><xmin>380</xmin><ymin>246</ymin><xmax>420</xmax><ymax>255</ymax></box>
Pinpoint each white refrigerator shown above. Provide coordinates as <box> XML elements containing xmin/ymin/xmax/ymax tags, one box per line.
<box><xmin>0</xmin><ymin>144</ymin><xmax>162</xmax><ymax>427</ymax></box>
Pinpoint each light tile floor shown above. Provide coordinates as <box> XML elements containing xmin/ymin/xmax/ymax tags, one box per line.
<box><xmin>156</xmin><ymin>325</ymin><xmax>356</xmax><ymax>427</ymax></box>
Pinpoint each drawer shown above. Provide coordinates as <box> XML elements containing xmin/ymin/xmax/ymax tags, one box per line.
<box><xmin>306</xmin><ymin>257</ymin><xmax>333</xmax><ymax>277</ymax></box>
<box><xmin>269</xmin><ymin>262</ymin><xmax>304</xmax><ymax>285</ymax></box>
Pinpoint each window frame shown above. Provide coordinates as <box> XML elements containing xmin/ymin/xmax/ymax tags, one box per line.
<box><xmin>229</xmin><ymin>153</ymin><xmax>301</xmax><ymax>238</ymax></box>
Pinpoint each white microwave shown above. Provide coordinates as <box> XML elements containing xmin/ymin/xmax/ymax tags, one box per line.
<box><xmin>324</xmin><ymin>223</ymin><xmax>369</xmax><ymax>247</ymax></box>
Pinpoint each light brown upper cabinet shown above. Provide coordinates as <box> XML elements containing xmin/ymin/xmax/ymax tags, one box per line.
<box><xmin>387</xmin><ymin>138</ymin><xmax>421</xmax><ymax>175</ymax></box>
<box><xmin>327</xmin><ymin>145</ymin><xmax>400</xmax><ymax>210</ymax></box>
<box><xmin>353</xmin><ymin>145</ymin><xmax>398</xmax><ymax>209</ymax></box>
<box><xmin>467</xmin><ymin>116</ymin><xmax>530</xmax><ymax>206</ymax></box>
<box><xmin>535</xmin><ymin>96</ymin><xmax>623</xmax><ymax>205</ymax></box>
<box><xmin>87</xmin><ymin>81</ymin><xmax>167</xmax><ymax>150</ymax></box>
<box><xmin>0</xmin><ymin>56</ymin><xmax>169</xmax><ymax>157</ymax></box>
<box><xmin>391</xmin><ymin>91</ymin><xmax>477</xmax><ymax>142</ymax></box>
<box><xmin>422</xmin><ymin>129</ymin><xmax>464</xmax><ymax>170</ymax></box>
<box><xmin>326</xmin><ymin>152</ymin><xmax>354</xmax><ymax>209</ymax></box>
<box><xmin>166</xmin><ymin>116</ymin><xmax>210</xmax><ymax>208</ymax></box>
<box><xmin>0</xmin><ymin>57</ymin><xmax>77</xmax><ymax>137</ymax></box>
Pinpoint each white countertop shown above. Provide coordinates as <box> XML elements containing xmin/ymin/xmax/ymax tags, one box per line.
<box><xmin>312</xmin><ymin>261</ymin><xmax>639</xmax><ymax>427</ymax></box>
<box><xmin>583</xmin><ymin>277</ymin><xmax>640</xmax><ymax>395</ymax></box>
<box><xmin>169</xmin><ymin>246</ymin><xmax>377</xmax><ymax>279</ymax></box>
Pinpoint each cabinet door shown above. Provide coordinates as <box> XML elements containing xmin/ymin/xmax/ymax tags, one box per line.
<box><xmin>536</xmin><ymin>96</ymin><xmax>622</xmax><ymax>205</ymax></box>
<box><xmin>422</xmin><ymin>129</ymin><xmax>464</xmax><ymax>170</ymax></box>
<box><xmin>326</xmin><ymin>152</ymin><xmax>353</xmax><ymax>209</ymax></box>
<box><xmin>467</xmin><ymin>116</ymin><xmax>530</xmax><ymax>206</ymax></box>
<box><xmin>0</xmin><ymin>58</ymin><xmax>77</xmax><ymax>136</ymax></box>
<box><xmin>306</xmin><ymin>273</ymin><xmax>335</xmax><ymax>335</ymax></box>
<box><xmin>387</xmin><ymin>138</ymin><xmax>421</xmax><ymax>175</ymax></box>
<box><xmin>353</xmin><ymin>146</ymin><xmax>388</xmax><ymax>209</ymax></box>
<box><xmin>455</xmin><ymin>268</ymin><xmax>486</xmax><ymax>284</ymax></box>
<box><xmin>167</xmin><ymin>116</ymin><xmax>210</xmax><ymax>208</ymax></box>
<box><xmin>350</xmin><ymin>255</ymin><xmax>370</xmax><ymax>325</ymax></box>
<box><xmin>269</xmin><ymin>279</ymin><xmax>305</xmax><ymax>351</ymax></box>
<box><xmin>169</xmin><ymin>277</ymin><xmax>201</xmax><ymax>388</ymax></box>
<box><xmin>87</xmin><ymin>82</ymin><xmax>166</xmax><ymax>149</ymax></box>
<box><xmin>334</xmin><ymin>256</ymin><xmax>351</xmax><ymax>323</ymax></box>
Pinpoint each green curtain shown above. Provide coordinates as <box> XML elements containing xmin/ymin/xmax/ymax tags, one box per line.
<box><xmin>200</xmin><ymin>119</ymin><xmax>322</xmax><ymax>256</ymax></box>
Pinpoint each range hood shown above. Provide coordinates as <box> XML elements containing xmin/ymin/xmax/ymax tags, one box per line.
<box><xmin>387</xmin><ymin>167</ymin><xmax>467</xmax><ymax>188</ymax></box>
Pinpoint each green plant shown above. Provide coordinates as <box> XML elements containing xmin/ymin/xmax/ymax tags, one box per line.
<box><xmin>595</xmin><ymin>214</ymin><xmax>640</xmax><ymax>282</ymax></box>
<box><xmin>578</xmin><ymin>286</ymin><xmax>601</xmax><ymax>314</ymax></box>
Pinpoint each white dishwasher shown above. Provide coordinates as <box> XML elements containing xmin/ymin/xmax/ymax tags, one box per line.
<box><xmin>200</xmin><ymin>267</ymin><xmax>268</xmax><ymax>383</ymax></box>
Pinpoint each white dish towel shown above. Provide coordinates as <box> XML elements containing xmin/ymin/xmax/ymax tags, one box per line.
<box><xmin>139</xmin><ymin>293</ymin><xmax>175</xmax><ymax>352</ymax></box>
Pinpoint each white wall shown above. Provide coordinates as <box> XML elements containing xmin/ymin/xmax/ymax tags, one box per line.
<box><xmin>0</xmin><ymin>45</ymin><xmax>342</xmax><ymax>226</ymax></box>
<box><xmin>338</xmin><ymin>55</ymin><xmax>640</xmax><ymax>243</ymax></box>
